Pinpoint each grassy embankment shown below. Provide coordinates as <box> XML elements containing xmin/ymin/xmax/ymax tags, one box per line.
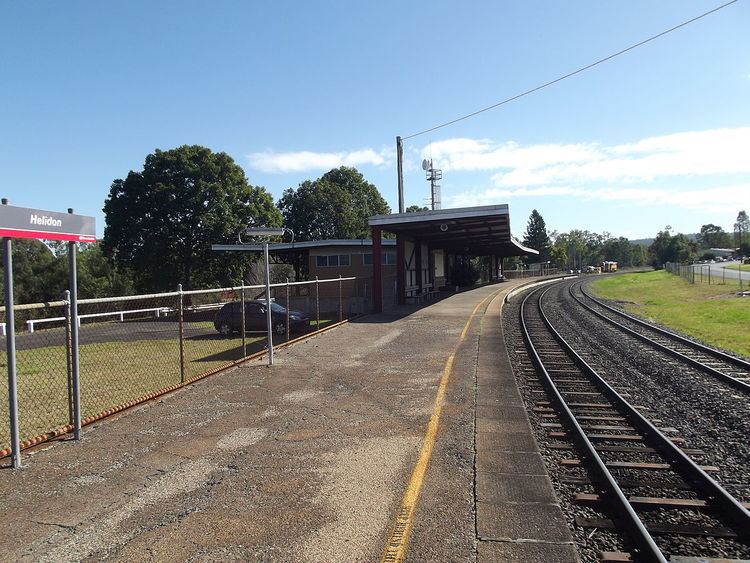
<box><xmin>589</xmin><ymin>270</ymin><xmax>750</xmax><ymax>358</ymax></box>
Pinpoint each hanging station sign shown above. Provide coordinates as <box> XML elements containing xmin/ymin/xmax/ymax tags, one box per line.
<box><xmin>0</xmin><ymin>204</ymin><xmax>96</xmax><ymax>242</ymax></box>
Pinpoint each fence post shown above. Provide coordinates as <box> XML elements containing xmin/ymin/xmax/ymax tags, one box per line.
<box><xmin>315</xmin><ymin>276</ymin><xmax>320</xmax><ymax>330</ymax></box>
<box><xmin>338</xmin><ymin>275</ymin><xmax>343</xmax><ymax>322</ymax></box>
<box><xmin>64</xmin><ymin>290</ymin><xmax>74</xmax><ymax>427</ymax></box>
<box><xmin>3</xmin><ymin>228</ymin><xmax>20</xmax><ymax>468</ymax></box>
<box><xmin>240</xmin><ymin>284</ymin><xmax>247</xmax><ymax>358</ymax></box>
<box><xmin>68</xmin><ymin>235</ymin><xmax>82</xmax><ymax>442</ymax></box>
<box><xmin>178</xmin><ymin>284</ymin><xmax>185</xmax><ymax>383</ymax></box>
<box><xmin>740</xmin><ymin>262</ymin><xmax>744</xmax><ymax>291</ymax></box>
<box><xmin>708</xmin><ymin>266</ymin><xmax>711</xmax><ymax>285</ymax></box>
<box><xmin>285</xmin><ymin>278</ymin><xmax>290</xmax><ymax>341</ymax></box>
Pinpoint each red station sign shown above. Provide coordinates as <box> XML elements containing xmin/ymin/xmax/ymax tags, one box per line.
<box><xmin>0</xmin><ymin>204</ymin><xmax>96</xmax><ymax>242</ymax></box>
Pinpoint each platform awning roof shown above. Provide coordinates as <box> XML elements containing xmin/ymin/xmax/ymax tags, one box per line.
<box><xmin>368</xmin><ymin>204</ymin><xmax>538</xmax><ymax>256</ymax></box>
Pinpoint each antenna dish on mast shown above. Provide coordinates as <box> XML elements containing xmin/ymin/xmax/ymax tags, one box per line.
<box><xmin>421</xmin><ymin>159</ymin><xmax>429</xmax><ymax>171</ymax></box>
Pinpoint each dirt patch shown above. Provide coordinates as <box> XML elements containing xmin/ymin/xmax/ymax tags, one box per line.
<box><xmin>37</xmin><ymin>459</ymin><xmax>217</xmax><ymax>562</ymax></box>
<box><xmin>282</xmin><ymin>389</ymin><xmax>321</xmax><ymax>403</ymax></box>
<box><xmin>216</xmin><ymin>428</ymin><xmax>268</xmax><ymax>451</ymax></box>
<box><xmin>297</xmin><ymin>435</ymin><xmax>420</xmax><ymax>562</ymax></box>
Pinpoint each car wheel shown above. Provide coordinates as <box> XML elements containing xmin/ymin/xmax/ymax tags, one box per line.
<box><xmin>217</xmin><ymin>322</ymin><xmax>233</xmax><ymax>336</ymax></box>
<box><xmin>274</xmin><ymin>322</ymin><xmax>286</xmax><ymax>335</ymax></box>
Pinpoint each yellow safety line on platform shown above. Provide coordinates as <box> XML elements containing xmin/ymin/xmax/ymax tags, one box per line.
<box><xmin>382</xmin><ymin>289</ymin><xmax>501</xmax><ymax>563</ymax></box>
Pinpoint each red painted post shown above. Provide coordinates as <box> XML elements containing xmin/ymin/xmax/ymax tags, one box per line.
<box><xmin>372</xmin><ymin>227</ymin><xmax>383</xmax><ymax>313</ymax></box>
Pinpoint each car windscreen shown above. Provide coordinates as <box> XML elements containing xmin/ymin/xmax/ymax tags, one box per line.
<box><xmin>270</xmin><ymin>303</ymin><xmax>287</xmax><ymax>313</ymax></box>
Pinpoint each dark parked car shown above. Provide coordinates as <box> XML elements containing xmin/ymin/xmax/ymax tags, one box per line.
<box><xmin>213</xmin><ymin>300</ymin><xmax>310</xmax><ymax>336</ymax></box>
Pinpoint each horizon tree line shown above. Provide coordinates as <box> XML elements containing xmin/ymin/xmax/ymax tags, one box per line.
<box><xmin>5</xmin><ymin>145</ymin><xmax>747</xmax><ymax>302</ymax></box>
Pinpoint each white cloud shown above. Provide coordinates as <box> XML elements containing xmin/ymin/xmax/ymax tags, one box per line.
<box><xmin>423</xmin><ymin>138</ymin><xmax>599</xmax><ymax>173</ymax></box>
<box><xmin>247</xmin><ymin>147</ymin><xmax>391</xmax><ymax>173</ymax></box>
<box><xmin>422</xmin><ymin>127</ymin><xmax>750</xmax><ymax>187</ymax></box>
<box><xmin>428</xmin><ymin>126</ymin><xmax>750</xmax><ymax>214</ymax></box>
<box><xmin>445</xmin><ymin>183</ymin><xmax>750</xmax><ymax>214</ymax></box>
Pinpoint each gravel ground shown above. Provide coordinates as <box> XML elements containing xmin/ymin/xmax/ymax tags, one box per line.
<box><xmin>532</xmin><ymin>279</ymin><xmax>750</xmax><ymax>559</ymax></box>
<box><xmin>548</xmin><ymin>280</ymin><xmax>750</xmax><ymax>500</ymax></box>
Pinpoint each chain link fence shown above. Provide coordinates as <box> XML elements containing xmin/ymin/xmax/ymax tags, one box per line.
<box><xmin>1</xmin><ymin>276</ymin><xmax>358</xmax><ymax>457</ymax></box>
<box><xmin>503</xmin><ymin>267</ymin><xmax>560</xmax><ymax>279</ymax></box>
<box><xmin>665</xmin><ymin>261</ymin><xmax>746</xmax><ymax>289</ymax></box>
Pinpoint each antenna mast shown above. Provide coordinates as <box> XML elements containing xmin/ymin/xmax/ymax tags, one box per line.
<box><xmin>422</xmin><ymin>159</ymin><xmax>442</xmax><ymax>210</ymax></box>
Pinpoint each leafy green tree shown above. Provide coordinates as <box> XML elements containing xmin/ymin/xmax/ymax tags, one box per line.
<box><xmin>648</xmin><ymin>226</ymin><xmax>696</xmax><ymax>267</ymax></box>
<box><xmin>278</xmin><ymin>167</ymin><xmax>390</xmax><ymax>241</ymax></box>
<box><xmin>735</xmin><ymin>210</ymin><xmax>749</xmax><ymax>248</ymax></box>
<box><xmin>697</xmin><ymin>224</ymin><xmax>731</xmax><ymax>249</ymax></box>
<box><xmin>628</xmin><ymin>244</ymin><xmax>647</xmax><ymax>267</ymax></box>
<box><xmin>549</xmin><ymin>243</ymin><xmax>568</xmax><ymax>268</ymax></box>
<box><xmin>0</xmin><ymin>239</ymin><xmax>66</xmax><ymax>303</ymax></box>
<box><xmin>648</xmin><ymin>227</ymin><xmax>673</xmax><ymax>268</ymax></box>
<box><xmin>406</xmin><ymin>204</ymin><xmax>429</xmax><ymax>213</ymax></box>
<box><xmin>77</xmin><ymin>243</ymin><xmax>135</xmax><ymax>298</ymax></box>
<box><xmin>103</xmin><ymin>145</ymin><xmax>281</xmax><ymax>292</ymax></box>
<box><xmin>450</xmin><ymin>256</ymin><xmax>480</xmax><ymax>287</ymax></box>
<box><xmin>522</xmin><ymin>209</ymin><xmax>550</xmax><ymax>262</ymax></box>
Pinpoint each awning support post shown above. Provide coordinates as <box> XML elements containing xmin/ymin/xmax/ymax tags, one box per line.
<box><xmin>372</xmin><ymin>226</ymin><xmax>383</xmax><ymax>313</ymax></box>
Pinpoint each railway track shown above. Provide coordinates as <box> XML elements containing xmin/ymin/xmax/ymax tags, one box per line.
<box><xmin>569</xmin><ymin>281</ymin><xmax>750</xmax><ymax>393</ymax></box>
<box><xmin>520</xmin><ymin>282</ymin><xmax>750</xmax><ymax>562</ymax></box>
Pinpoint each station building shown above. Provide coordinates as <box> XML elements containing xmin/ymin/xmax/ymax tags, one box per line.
<box><xmin>368</xmin><ymin>204</ymin><xmax>537</xmax><ymax>312</ymax></box>
<box><xmin>259</xmin><ymin>204</ymin><xmax>536</xmax><ymax>313</ymax></box>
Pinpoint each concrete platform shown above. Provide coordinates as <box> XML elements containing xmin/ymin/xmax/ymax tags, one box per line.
<box><xmin>0</xmin><ymin>278</ymin><xmax>577</xmax><ymax>561</ymax></box>
<box><xmin>474</xmin><ymin>292</ymin><xmax>578</xmax><ymax>562</ymax></box>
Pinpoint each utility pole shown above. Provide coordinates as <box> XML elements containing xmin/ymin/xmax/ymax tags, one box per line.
<box><xmin>396</xmin><ymin>136</ymin><xmax>404</xmax><ymax>213</ymax></box>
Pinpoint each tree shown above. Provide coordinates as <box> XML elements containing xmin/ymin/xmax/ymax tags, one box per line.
<box><xmin>697</xmin><ymin>224</ymin><xmax>731</xmax><ymax>249</ymax></box>
<box><xmin>0</xmin><ymin>239</ymin><xmax>65</xmax><ymax>303</ymax></box>
<box><xmin>648</xmin><ymin>226</ymin><xmax>696</xmax><ymax>267</ymax></box>
<box><xmin>278</xmin><ymin>167</ymin><xmax>390</xmax><ymax>241</ymax></box>
<box><xmin>406</xmin><ymin>204</ymin><xmax>429</xmax><ymax>213</ymax></box>
<box><xmin>77</xmin><ymin>243</ymin><xmax>135</xmax><ymax>298</ymax></box>
<box><xmin>735</xmin><ymin>210</ymin><xmax>749</xmax><ymax>249</ymax></box>
<box><xmin>522</xmin><ymin>209</ymin><xmax>550</xmax><ymax>262</ymax></box>
<box><xmin>103</xmin><ymin>145</ymin><xmax>281</xmax><ymax>292</ymax></box>
<box><xmin>549</xmin><ymin>243</ymin><xmax>568</xmax><ymax>268</ymax></box>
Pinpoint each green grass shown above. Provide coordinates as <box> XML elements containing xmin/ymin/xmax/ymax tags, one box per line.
<box><xmin>0</xmin><ymin>318</ymin><xmax>340</xmax><ymax>447</ymax></box>
<box><xmin>723</xmin><ymin>263</ymin><xmax>749</xmax><ymax>272</ymax></box>
<box><xmin>590</xmin><ymin>270</ymin><xmax>750</xmax><ymax>358</ymax></box>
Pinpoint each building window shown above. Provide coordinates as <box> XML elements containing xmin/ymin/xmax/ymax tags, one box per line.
<box><xmin>362</xmin><ymin>252</ymin><xmax>396</xmax><ymax>265</ymax></box>
<box><xmin>315</xmin><ymin>254</ymin><xmax>351</xmax><ymax>267</ymax></box>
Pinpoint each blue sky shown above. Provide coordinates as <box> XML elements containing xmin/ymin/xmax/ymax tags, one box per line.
<box><xmin>1</xmin><ymin>1</ymin><xmax>748</xmax><ymax>240</ymax></box>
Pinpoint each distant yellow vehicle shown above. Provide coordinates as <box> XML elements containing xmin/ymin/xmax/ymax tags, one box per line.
<box><xmin>601</xmin><ymin>261</ymin><xmax>618</xmax><ymax>273</ymax></box>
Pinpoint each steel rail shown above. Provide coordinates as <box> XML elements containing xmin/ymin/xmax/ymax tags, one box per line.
<box><xmin>570</xmin><ymin>282</ymin><xmax>750</xmax><ymax>393</ymax></box>
<box><xmin>519</xmin><ymin>284</ymin><xmax>666</xmax><ymax>562</ymax></box>
<box><xmin>521</xmin><ymin>287</ymin><xmax>750</xmax><ymax>556</ymax></box>
<box><xmin>535</xmin><ymin>283</ymin><xmax>750</xmax><ymax>540</ymax></box>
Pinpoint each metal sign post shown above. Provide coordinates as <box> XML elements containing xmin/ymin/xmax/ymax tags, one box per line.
<box><xmin>211</xmin><ymin>226</ymin><xmax>291</xmax><ymax>368</ymax></box>
<box><xmin>263</xmin><ymin>242</ymin><xmax>274</xmax><ymax>365</ymax></box>
<box><xmin>1</xmin><ymin>200</ymin><xmax>95</xmax><ymax>467</ymax></box>
<box><xmin>3</xmin><ymin>201</ymin><xmax>21</xmax><ymax>468</ymax></box>
<box><xmin>67</xmin><ymin>209</ymin><xmax>82</xmax><ymax>440</ymax></box>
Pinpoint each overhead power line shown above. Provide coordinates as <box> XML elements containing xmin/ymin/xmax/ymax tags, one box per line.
<box><xmin>402</xmin><ymin>0</ymin><xmax>739</xmax><ymax>140</ymax></box>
